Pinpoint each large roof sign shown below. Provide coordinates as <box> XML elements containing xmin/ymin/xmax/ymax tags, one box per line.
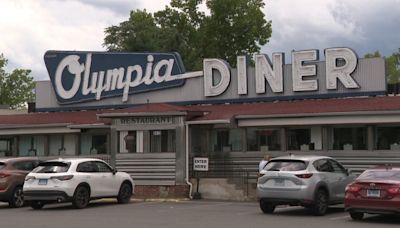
<box><xmin>43</xmin><ymin>48</ymin><xmax>386</xmax><ymax>107</ymax></box>
<box><xmin>44</xmin><ymin>51</ymin><xmax>197</xmax><ymax>104</ymax></box>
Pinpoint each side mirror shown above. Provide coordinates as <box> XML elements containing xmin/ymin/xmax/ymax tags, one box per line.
<box><xmin>112</xmin><ymin>169</ymin><xmax>118</xmax><ymax>175</ymax></box>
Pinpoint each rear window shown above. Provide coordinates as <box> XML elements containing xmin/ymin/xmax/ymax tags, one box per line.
<box><xmin>13</xmin><ymin>161</ymin><xmax>35</xmax><ymax>171</ymax></box>
<box><xmin>32</xmin><ymin>162</ymin><xmax>71</xmax><ymax>173</ymax></box>
<box><xmin>264</xmin><ymin>160</ymin><xmax>307</xmax><ymax>171</ymax></box>
<box><xmin>357</xmin><ymin>170</ymin><xmax>400</xmax><ymax>181</ymax></box>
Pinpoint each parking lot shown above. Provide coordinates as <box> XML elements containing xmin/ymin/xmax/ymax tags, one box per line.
<box><xmin>0</xmin><ymin>199</ymin><xmax>399</xmax><ymax>228</ymax></box>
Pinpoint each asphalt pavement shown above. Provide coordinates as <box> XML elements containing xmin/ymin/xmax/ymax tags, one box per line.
<box><xmin>0</xmin><ymin>199</ymin><xmax>399</xmax><ymax>228</ymax></box>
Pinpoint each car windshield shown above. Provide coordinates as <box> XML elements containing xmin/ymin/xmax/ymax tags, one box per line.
<box><xmin>0</xmin><ymin>162</ymin><xmax>5</xmax><ymax>170</ymax></box>
<box><xmin>357</xmin><ymin>170</ymin><xmax>400</xmax><ymax>181</ymax></box>
<box><xmin>32</xmin><ymin>161</ymin><xmax>70</xmax><ymax>173</ymax></box>
<box><xmin>264</xmin><ymin>160</ymin><xmax>307</xmax><ymax>171</ymax></box>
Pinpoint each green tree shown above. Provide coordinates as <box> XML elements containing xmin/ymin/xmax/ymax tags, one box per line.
<box><xmin>364</xmin><ymin>49</ymin><xmax>400</xmax><ymax>85</ymax></box>
<box><xmin>364</xmin><ymin>51</ymin><xmax>381</xmax><ymax>58</ymax></box>
<box><xmin>386</xmin><ymin>49</ymin><xmax>400</xmax><ymax>84</ymax></box>
<box><xmin>0</xmin><ymin>54</ymin><xmax>35</xmax><ymax>109</ymax></box>
<box><xmin>103</xmin><ymin>0</ymin><xmax>272</xmax><ymax>70</ymax></box>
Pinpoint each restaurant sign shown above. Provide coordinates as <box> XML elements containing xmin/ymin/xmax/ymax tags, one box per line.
<box><xmin>44</xmin><ymin>51</ymin><xmax>196</xmax><ymax>104</ymax></box>
<box><xmin>44</xmin><ymin>48</ymin><xmax>386</xmax><ymax>106</ymax></box>
<box><xmin>119</xmin><ymin>116</ymin><xmax>175</xmax><ymax>125</ymax></box>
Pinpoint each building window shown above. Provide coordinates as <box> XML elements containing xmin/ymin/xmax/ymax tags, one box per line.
<box><xmin>329</xmin><ymin>127</ymin><xmax>367</xmax><ymax>150</ymax></box>
<box><xmin>210</xmin><ymin>128</ymin><xmax>244</xmax><ymax>153</ymax></box>
<box><xmin>287</xmin><ymin>128</ymin><xmax>311</xmax><ymax>150</ymax></box>
<box><xmin>18</xmin><ymin>135</ymin><xmax>45</xmax><ymax>156</ymax></box>
<box><xmin>49</xmin><ymin>135</ymin><xmax>63</xmax><ymax>156</ymax></box>
<box><xmin>376</xmin><ymin>126</ymin><xmax>400</xmax><ymax>150</ymax></box>
<box><xmin>124</xmin><ymin>131</ymin><xmax>137</xmax><ymax>153</ymax></box>
<box><xmin>80</xmin><ymin>134</ymin><xmax>108</xmax><ymax>155</ymax></box>
<box><xmin>190</xmin><ymin>126</ymin><xmax>210</xmax><ymax>156</ymax></box>
<box><xmin>246</xmin><ymin>128</ymin><xmax>281</xmax><ymax>151</ymax></box>
<box><xmin>91</xmin><ymin>135</ymin><xmax>108</xmax><ymax>154</ymax></box>
<box><xmin>150</xmin><ymin>130</ymin><xmax>175</xmax><ymax>153</ymax></box>
<box><xmin>0</xmin><ymin>139</ymin><xmax>11</xmax><ymax>157</ymax></box>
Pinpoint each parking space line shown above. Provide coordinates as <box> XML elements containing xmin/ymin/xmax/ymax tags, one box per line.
<box><xmin>329</xmin><ymin>215</ymin><xmax>350</xmax><ymax>220</ymax></box>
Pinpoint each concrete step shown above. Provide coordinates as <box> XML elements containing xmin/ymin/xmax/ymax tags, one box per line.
<box><xmin>190</xmin><ymin>178</ymin><xmax>255</xmax><ymax>201</ymax></box>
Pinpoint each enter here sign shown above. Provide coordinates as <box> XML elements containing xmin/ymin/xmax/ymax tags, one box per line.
<box><xmin>193</xmin><ymin>157</ymin><xmax>209</xmax><ymax>171</ymax></box>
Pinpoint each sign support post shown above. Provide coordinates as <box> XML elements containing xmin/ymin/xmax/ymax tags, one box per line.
<box><xmin>193</xmin><ymin>157</ymin><xmax>209</xmax><ymax>200</ymax></box>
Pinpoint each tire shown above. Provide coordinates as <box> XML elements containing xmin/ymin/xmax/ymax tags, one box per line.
<box><xmin>259</xmin><ymin>199</ymin><xmax>275</xmax><ymax>214</ymax></box>
<box><xmin>117</xmin><ymin>183</ymin><xmax>132</xmax><ymax>204</ymax></box>
<box><xmin>31</xmin><ymin>201</ymin><xmax>44</xmax><ymax>210</ymax></box>
<box><xmin>9</xmin><ymin>186</ymin><xmax>24</xmax><ymax>208</ymax></box>
<box><xmin>349</xmin><ymin>211</ymin><xmax>364</xmax><ymax>220</ymax></box>
<box><xmin>72</xmin><ymin>186</ymin><xmax>90</xmax><ymax>209</ymax></box>
<box><xmin>312</xmin><ymin>189</ymin><xmax>328</xmax><ymax>216</ymax></box>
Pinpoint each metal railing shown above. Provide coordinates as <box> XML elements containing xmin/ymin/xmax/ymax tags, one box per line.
<box><xmin>189</xmin><ymin>157</ymin><xmax>253</xmax><ymax>196</ymax></box>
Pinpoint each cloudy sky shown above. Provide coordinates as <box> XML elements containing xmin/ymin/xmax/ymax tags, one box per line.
<box><xmin>0</xmin><ymin>0</ymin><xmax>399</xmax><ymax>81</ymax></box>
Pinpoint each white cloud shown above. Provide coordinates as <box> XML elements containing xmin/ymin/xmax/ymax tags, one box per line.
<box><xmin>0</xmin><ymin>0</ymin><xmax>174</xmax><ymax>80</ymax></box>
<box><xmin>0</xmin><ymin>0</ymin><xmax>399</xmax><ymax>81</ymax></box>
<box><xmin>262</xmin><ymin>0</ymin><xmax>400</xmax><ymax>61</ymax></box>
<box><xmin>0</xmin><ymin>0</ymin><xmax>132</xmax><ymax>80</ymax></box>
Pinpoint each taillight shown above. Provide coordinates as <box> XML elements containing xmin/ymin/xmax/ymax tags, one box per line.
<box><xmin>295</xmin><ymin>173</ymin><xmax>313</xmax><ymax>179</ymax></box>
<box><xmin>0</xmin><ymin>172</ymin><xmax>11</xmax><ymax>178</ymax></box>
<box><xmin>50</xmin><ymin>175</ymin><xmax>73</xmax><ymax>181</ymax></box>
<box><xmin>25</xmin><ymin>176</ymin><xmax>36</xmax><ymax>181</ymax></box>
<box><xmin>346</xmin><ymin>184</ymin><xmax>361</xmax><ymax>193</ymax></box>
<box><xmin>387</xmin><ymin>187</ymin><xmax>400</xmax><ymax>194</ymax></box>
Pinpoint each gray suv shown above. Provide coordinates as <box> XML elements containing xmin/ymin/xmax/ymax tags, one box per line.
<box><xmin>257</xmin><ymin>155</ymin><xmax>355</xmax><ymax>215</ymax></box>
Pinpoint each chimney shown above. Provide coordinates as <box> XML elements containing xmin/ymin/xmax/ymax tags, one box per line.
<box><xmin>28</xmin><ymin>102</ymin><xmax>36</xmax><ymax>113</ymax></box>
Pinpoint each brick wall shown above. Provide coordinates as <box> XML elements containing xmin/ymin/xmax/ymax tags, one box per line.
<box><xmin>134</xmin><ymin>185</ymin><xmax>190</xmax><ymax>199</ymax></box>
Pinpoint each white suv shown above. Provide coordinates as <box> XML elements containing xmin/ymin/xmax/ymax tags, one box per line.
<box><xmin>257</xmin><ymin>155</ymin><xmax>355</xmax><ymax>215</ymax></box>
<box><xmin>23</xmin><ymin>158</ymin><xmax>134</xmax><ymax>209</ymax></box>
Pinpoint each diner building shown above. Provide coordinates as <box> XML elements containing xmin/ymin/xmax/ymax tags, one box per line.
<box><xmin>1</xmin><ymin>48</ymin><xmax>399</xmax><ymax>199</ymax></box>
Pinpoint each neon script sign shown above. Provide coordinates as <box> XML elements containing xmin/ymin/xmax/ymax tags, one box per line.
<box><xmin>44</xmin><ymin>51</ymin><xmax>201</xmax><ymax>104</ymax></box>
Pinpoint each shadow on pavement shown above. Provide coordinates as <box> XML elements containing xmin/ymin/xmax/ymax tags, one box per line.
<box><xmin>30</xmin><ymin>200</ymin><xmax>132</xmax><ymax>211</ymax></box>
<box><xmin>260</xmin><ymin>206</ymin><xmax>346</xmax><ymax>217</ymax></box>
<box><xmin>348</xmin><ymin>214</ymin><xmax>400</xmax><ymax>225</ymax></box>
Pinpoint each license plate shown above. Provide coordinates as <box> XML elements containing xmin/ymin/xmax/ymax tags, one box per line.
<box><xmin>38</xmin><ymin>179</ymin><xmax>48</xmax><ymax>185</ymax></box>
<box><xmin>274</xmin><ymin>179</ymin><xmax>285</xmax><ymax>187</ymax></box>
<box><xmin>367</xmin><ymin>189</ymin><xmax>380</xmax><ymax>197</ymax></box>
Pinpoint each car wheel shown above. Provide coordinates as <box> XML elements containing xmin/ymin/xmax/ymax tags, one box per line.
<box><xmin>9</xmin><ymin>186</ymin><xmax>24</xmax><ymax>208</ymax></box>
<box><xmin>349</xmin><ymin>211</ymin><xmax>364</xmax><ymax>220</ymax></box>
<box><xmin>117</xmin><ymin>183</ymin><xmax>132</xmax><ymax>204</ymax></box>
<box><xmin>72</xmin><ymin>186</ymin><xmax>90</xmax><ymax>209</ymax></box>
<box><xmin>259</xmin><ymin>199</ymin><xmax>275</xmax><ymax>214</ymax></box>
<box><xmin>312</xmin><ymin>189</ymin><xmax>328</xmax><ymax>216</ymax></box>
<box><xmin>31</xmin><ymin>201</ymin><xmax>45</xmax><ymax>209</ymax></box>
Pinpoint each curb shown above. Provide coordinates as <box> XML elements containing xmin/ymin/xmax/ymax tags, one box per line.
<box><xmin>132</xmin><ymin>198</ymin><xmax>191</xmax><ymax>202</ymax></box>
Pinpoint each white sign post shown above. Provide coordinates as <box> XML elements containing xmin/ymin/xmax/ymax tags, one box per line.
<box><xmin>193</xmin><ymin>157</ymin><xmax>209</xmax><ymax>199</ymax></box>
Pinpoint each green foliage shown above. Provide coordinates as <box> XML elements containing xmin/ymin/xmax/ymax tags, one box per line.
<box><xmin>386</xmin><ymin>49</ymin><xmax>400</xmax><ymax>84</ymax></box>
<box><xmin>103</xmin><ymin>0</ymin><xmax>272</xmax><ymax>70</ymax></box>
<box><xmin>0</xmin><ymin>54</ymin><xmax>35</xmax><ymax>109</ymax></box>
<box><xmin>364</xmin><ymin>51</ymin><xmax>381</xmax><ymax>58</ymax></box>
<box><xmin>364</xmin><ymin>49</ymin><xmax>400</xmax><ymax>85</ymax></box>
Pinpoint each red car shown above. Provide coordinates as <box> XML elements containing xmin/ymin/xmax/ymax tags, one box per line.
<box><xmin>344</xmin><ymin>166</ymin><xmax>400</xmax><ymax>220</ymax></box>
